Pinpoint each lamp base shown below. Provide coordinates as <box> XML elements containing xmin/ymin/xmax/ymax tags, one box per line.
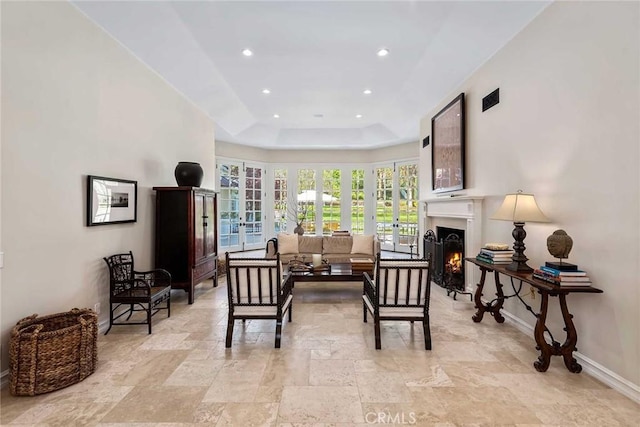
<box><xmin>507</xmin><ymin>222</ymin><xmax>533</xmax><ymax>273</ymax></box>
<box><xmin>506</xmin><ymin>260</ymin><xmax>533</xmax><ymax>273</ymax></box>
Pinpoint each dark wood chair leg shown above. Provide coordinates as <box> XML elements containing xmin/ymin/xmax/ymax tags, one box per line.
<box><xmin>147</xmin><ymin>303</ymin><xmax>152</xmax><ymax>334</ymax></box>
<box><xmin>225</xmin><ymin>314</ymin><xmax>234</xmax><ymax>348</ymax></box>
<box><xmin>275</xmin><ymin>318</ymin><xmax>283</xmax><ymax>349</ymax></box>
<box><xmin>374</xmin><ymin>317</ymin><xmax>381</xmax><ymax>350</ymax></box>
<box><xmin>363</xmin><ymin>303</ymin><xmax>368</xmax><ymax>323</ymax></box>
<box><xmin>423</xmin><ymin>316</ymin><xmax>432</xmax><ymax>350</ymax></box>
<box><xmin>288</xmin><ymin>306</ymin><xmax>292</xmax><ymax>322</ymax></box>
<box><xmin>167</xmin><ymin>295</ymin><xmax>171</xmax><ymax>317</ymax></box>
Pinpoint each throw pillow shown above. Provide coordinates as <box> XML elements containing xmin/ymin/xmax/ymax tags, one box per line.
<box><xmin>278</xmin><ymin>233</ymin><xmax>299</xmax><ymax>254</ymax></box>
<box><xmin>351</xmin><ymin>234</ymin><xmax>374</xmax><ymax>255</ymax></box>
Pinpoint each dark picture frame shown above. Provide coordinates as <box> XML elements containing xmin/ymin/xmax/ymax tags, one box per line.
<box><xmin>87</xmin><ymin>175</ymin><xmax>137</xmax><ymax>226</ymax></box>
<box><xmin>431</xmin><ymin>93</ymin><xmax>465</xmax><ymax>193</ymax></box>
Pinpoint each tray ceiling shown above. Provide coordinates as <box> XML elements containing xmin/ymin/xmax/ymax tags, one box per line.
<box><xmin>73</xmin><ymin>1</ymin><xmax>550</xmax><ymax>150</ymax></box>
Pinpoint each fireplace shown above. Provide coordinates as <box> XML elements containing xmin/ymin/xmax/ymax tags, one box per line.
<box><xmin>423</xmin><ymin>227</ymin><xmax>465</xmax><ymax>294</ymax></box>
<box><xmin>422</xmin><ymin>196</ymin><xmax>483</xmax><ymax>294</ymax></box>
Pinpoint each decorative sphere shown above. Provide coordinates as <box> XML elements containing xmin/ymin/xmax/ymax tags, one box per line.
<box><xmin>547</xmin><ymin>229</ymin><xmax>573</xmax><ymax>259</ymax></box>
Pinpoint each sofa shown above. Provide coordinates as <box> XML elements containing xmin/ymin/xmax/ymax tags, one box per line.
<box><xmin>266</xmin><ymin>233</ymin><xmax>380</xmax><ymax>264</ymax></box>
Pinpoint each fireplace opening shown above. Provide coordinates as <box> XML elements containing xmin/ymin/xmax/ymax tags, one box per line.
<box><xmin>423</xmin><ymin>227</ymin><xmax>466</xmax><ymax>296</ymax></box>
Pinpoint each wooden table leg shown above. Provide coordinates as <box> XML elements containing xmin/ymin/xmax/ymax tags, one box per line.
<box><xmin>472</xmin><ymin>269</ymin><xmax>505</xmax><ymax>323</ymax></box>
<box><xmin>559</xmin><ymin>294</ymin><xmax>582</xmax><ymax>373</ymax></box>
<box><xmin>491</xmin><ymin>271</ymin><xmax>506</xmax><ymax>323</ymax></box>
<box><xmin>472</xmin><ymin>268</ymin><xmax>488</xmax><ymax>322</ymax></box>
<box><xmin>533</xmin><ymin>292</ymin><xmax>553</xmax><ymax>372</ymax></box>
<box><xmin>533</xmin><ymin>292</ymin><xmax>582</xmax><ymax>373</ymax></box>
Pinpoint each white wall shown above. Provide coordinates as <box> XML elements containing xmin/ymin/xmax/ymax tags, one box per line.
<box><xmin>419</xmin><ymin>2</ymin><xmax>639</xmax><ymax>386</ymax></box>
<box><xmin>0</xmin><ymin>2</ymin><xmax>215</xmax><ymax>371</ymax></box>
<box><xmin>216</xmin><ymin>140</ymin><xmax>418</xmax><ymax>163</ymax></box>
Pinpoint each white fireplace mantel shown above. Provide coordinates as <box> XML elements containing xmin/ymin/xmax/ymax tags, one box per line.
<box><xmin>421</xmin><ymin>196</ymin><xmax>484</xmax><ymax>292</ymax></box>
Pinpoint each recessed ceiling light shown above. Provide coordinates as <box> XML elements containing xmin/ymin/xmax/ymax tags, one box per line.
<box><xmin>262</xmin><ymin>88</ymin><xmax>271</xmax><ymax>94</ymax></box>
<box><xmin>273</xmin><ymin>114</ymin><xmax>280</xmax><ymax>118</ymax></box>
<box><xmin>242</xmin><ymin>48</ymin><xmax>253</xmax><ymax>57</ymax></box>
<box><xmin>377</xmin><ymin>48</ymin><xmax>389</xmax><ymax>57</ymax></box>
<box><xmin>356</xmin><ymin>114</ymin><xmax>363</xmax><ymax>118</ymax></box>
<box><xmin>363</xmin><ymin>89</ymin><xmax>372</xmax><ymax>95</ymax></box>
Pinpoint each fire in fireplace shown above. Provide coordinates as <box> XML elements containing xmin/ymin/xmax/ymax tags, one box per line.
<box><xmin>423</xmin><ymin>227</ymin><xmax>466</xmax><ymax>297</ymax></box>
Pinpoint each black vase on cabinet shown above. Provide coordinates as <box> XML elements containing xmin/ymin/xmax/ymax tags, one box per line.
<box><xmin>174</xmin><ymin>162</ymin><xmax>204</xmax><ymax>187</ymax></box>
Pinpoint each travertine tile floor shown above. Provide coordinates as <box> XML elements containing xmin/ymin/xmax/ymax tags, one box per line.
<box><xmin>2</xmin><ymin>277</ymin><xmax>638</xmax><ymax>426</ymax></box>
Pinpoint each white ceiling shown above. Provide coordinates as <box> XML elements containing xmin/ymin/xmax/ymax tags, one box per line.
<box><xmin>72</xmin><ymin>1</ymin><xmax>550</xmax><ymax>150</ymax></box>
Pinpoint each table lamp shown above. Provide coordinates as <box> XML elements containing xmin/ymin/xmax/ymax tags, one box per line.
<box><xmin>491</xmin><ymin>190</ymin><xmax>550</xmax><ymax>272</ymax></box>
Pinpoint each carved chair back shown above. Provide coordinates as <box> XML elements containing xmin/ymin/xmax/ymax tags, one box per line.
<box><xmin>103</xmin><ymin>252</ymin><xmax>136</xmax><ymax>293</ymax></box>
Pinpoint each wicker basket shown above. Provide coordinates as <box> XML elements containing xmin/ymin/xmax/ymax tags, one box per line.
<box><xmin>9</xmin><ymin>308</ymin><xmax>98</xmax><ymax>396</ymax></box>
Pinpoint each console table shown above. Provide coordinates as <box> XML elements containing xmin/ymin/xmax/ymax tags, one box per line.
<box><xmin>465</xmin><ymin>258</ymin><xmax>603</xmax><ymax>373</ymax></box>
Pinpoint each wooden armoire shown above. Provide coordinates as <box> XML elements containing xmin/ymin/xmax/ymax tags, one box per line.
<box><xmin>153</xmin><ymin>186</ymin><xmax>218</xmax><ymax>304</ymax></box>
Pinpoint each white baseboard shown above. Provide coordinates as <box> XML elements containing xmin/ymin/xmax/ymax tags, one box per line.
<box><xmin>499</xmin><ymin>308</ymin><xmax>640</xmax><ymax>404</ymax></box>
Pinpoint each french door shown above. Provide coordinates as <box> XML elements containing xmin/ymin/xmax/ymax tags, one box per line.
<box><xmin>217</xmin><ymin>160</ymin><xmax>265</xmax><ymax>252</ymax></box>
<box><xmin>374</xmin><ymin>161</ymin><xmax>419</xmax><ymax>253</ymax></box>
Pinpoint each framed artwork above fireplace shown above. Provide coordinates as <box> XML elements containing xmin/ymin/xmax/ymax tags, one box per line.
<box><xmin>431</xmin><ymin>93</ymin><xmax>465</xmax><ymax>193</ymax></box>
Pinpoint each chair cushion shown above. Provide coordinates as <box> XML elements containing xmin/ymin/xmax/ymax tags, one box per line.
<box><xmin>298</xmin><ymin>235</ymin><xmax>323</xmax><ymax>254</ymax></box>
<box><xmin>351</xmin><ymin>234</ymin><xmax>374</xmax><ymax>255</ymax></box>
<box><xmin>278</xmin><ymin>233</ymin><xmax>299</xmax><ymax>254</ymax></box>
<box><xmin>362</xmin><ymin>295</ymin><xmax>425</xmax><ymax>318</ymax></box>
<box><xmin>233</xmin><ymin>294</ymin><xmax>293</xmax><ymax>317</ymax></box>
<box><xmin>323</xmin><ymin>236</ymin><xmax>352</xmax><ymax>254</ymax></box>
<box><xmin>379</xmin><ymin>306</ymin><xmax>425</xmax><ymax>318</ymax></box>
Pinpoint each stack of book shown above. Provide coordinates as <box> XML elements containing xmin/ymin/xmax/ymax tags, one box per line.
<box><xmin>350</xmin><ymin>258</ymin><xmax>374</xmax><ymax>274</ymax></box>
<box><xmin>332</xmin><ymin>230</ymin><xmax>351</xmax><ymax>236</ymax></box>
<box><xmin>475</xmin><ymin>247</ymin><xmax>514</xmax><ymax>265</ymax></box>
<box><xmin>532</xmin><ymin>264</ymin><xmax>591</xmax><ymax>286</ymax></box>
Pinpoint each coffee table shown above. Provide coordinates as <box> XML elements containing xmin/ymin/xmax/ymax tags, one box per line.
<box><xmin>286</xmin><ymin>263</ymin><xmax>367</xmax><ymax>286</ymax></box>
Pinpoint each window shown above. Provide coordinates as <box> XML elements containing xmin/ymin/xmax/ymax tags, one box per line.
<box><xmin>351</xmin><ymin>169</ymin><xmax>365</xmax><ymax>234</ymax></box>
<box><xmin>262</xmin><ymin>162</ymin><xmax>416</xmax><ymax>250</ymax></box>
<box><xmin>375</xmin><ymin>166</ymin><xmax>394</xmax><ymax>245</ymax></box>
<box><xmin>218</xmin><ymin>160</ymin><xmax>266</xmax><ymax>251</ymax></box>
<box><xmin>274</xmin><ymin>168</ymin><xmax>287</xmax><ymax>233</ymax></box>
<box><xmin>322</xmin><ymin>169</ymin><xmax>341</xmax><ymax>234</ymax></box>
<box><xmin>244</xmin><ymin>166</ymin><xmax>263</xmax><ymax>245</ymax></box>
<box><xmin>297</xmin><ymin>169</ymin><xmax>316</xmax><ymax>233</ymax></box>
<box><xmin>374</xmin><ymin>162</ymin><xmax>419</xmax><ymax>252</ymax></box>
<box><xmin>219</xmin><ymin>163</ymin><xmax>240</xmax><ymax>248</ymax></box>
<box><xmin>398</xmin><ymin>163</ymin><xmax>419</xmax><ymax>245</ymax></box>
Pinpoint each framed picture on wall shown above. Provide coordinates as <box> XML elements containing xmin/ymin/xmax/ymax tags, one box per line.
<box><xmin>86</xmin><ymin>175</ymin><xmax>137</xmax><ymax>226</ymax></box>
<box><xmin>431</xmin><ymin>93</ymin><xmax>465</xmax><ymax>193</ymax></box>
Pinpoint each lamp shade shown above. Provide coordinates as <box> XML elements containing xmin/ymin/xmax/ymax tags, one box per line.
<box><xmin>491</xmin><ymin>191</ymin><xmax>549</xmax><ymax>223</ymax></box>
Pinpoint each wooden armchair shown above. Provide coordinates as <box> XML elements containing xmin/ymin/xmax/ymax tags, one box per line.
<box><xmin>225</xmin><ymin>252</ymin><xmax>293</xmax><ymax>348</ymax></box>
<box><xmin>103</xmin><ymin>251</ymin><xmax>171</xmax><ymax>334</ymax></box>
<box><xmin>363</xmin><ymin>253</ymin><xmax>432</xmax><ymax>350</ymax></box>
